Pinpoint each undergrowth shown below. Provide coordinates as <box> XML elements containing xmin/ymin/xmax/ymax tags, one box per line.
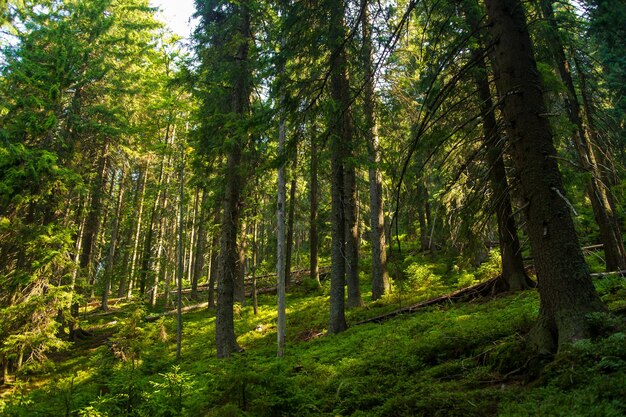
<box><xmin>1</xmin><ymin>253</ymin><xmax>625</xmax><ymax>417</ymax></box>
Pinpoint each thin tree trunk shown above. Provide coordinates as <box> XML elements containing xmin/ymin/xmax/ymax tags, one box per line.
<box><xmin>208</xmin><ymin>210</ymin><xmax>220</xmax><ymax>309</ymax></box>
<box><xmin>252</xmin><ymin>212</ymin><xmax>259</xmax><ymax>315</ymax></box>
<box><xmin>140</xmin><ymin>124</ymin><xmax>172</xmax><ymax>297</ymax></box>
<box><xmin>124</xmin><ymin>165</ymin><xmax>147</xmax><ymax>298</ymax></box>
<box><xmin>345</xmin><ymin>166</ymin><xmax>362</xmax><ymax>307</ymax></box>
<box><xmin>102</xmin><ymin>167</ymin><xmax>126</xmax><ymax>311</ymax></box>
<box><xmin>309</xmin><ymin>124</ymin><xmax>320</xmax><ymax>285</ymax></box>
<box><xmin>362</xmin><ymin>1</ymin><xmax>390</xmax><ymax>300</ymax></box>
<box><xmin>176</xmin><ymin>152</ymin><xmax>185</xmax><ymax>361</ymax></box>
<box><xmin>485</xmin><ymin>0</ymin><xmax>606</xmax><ymax>353</ymax></box>
<box><xmin>285</xmin><ymin>151</ymin><xmax>298</xmax><ymax>289</ymax></box>
<box><xmin>191</xmin><ymin>189</ymin><xmax>207</xmax><ymax>300</ymax></box>
<box><xmin>416</xmin><ymin>181</ymin><xmax>430</xmax><ymax>251</ymax></box>
<box><xmin>234</xmin><ymin>217</ymin><xmax>247</xmax><ymax>303</ymax></box>
<box><xmin>187</xmin><ymin>188</ymin><xmax>200</xmax><ymax>284</ymax></box>
<box><xmin>72</xmin><ymin>149</ymin><xmax>108</xmax><ymax>339</ymax></box>
<box><xmin>152</xmin><ymin>170</ymin><xmax>171</xmax><ymax>308</ymax></box>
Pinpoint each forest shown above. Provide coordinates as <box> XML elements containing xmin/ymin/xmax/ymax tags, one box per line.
<box><xmin>0</xmin><ymin>0</ymin><xmax>625</xmax><ymax>415</ymax></box>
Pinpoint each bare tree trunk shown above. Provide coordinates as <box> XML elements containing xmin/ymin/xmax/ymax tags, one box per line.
<box><xmin>124</xmin><ymin>166</ymin><xmax>147</xmax><ymax>299</ymax></box>
<box><xmin>309</xmin><ymin>125</ymin><xmax>320</xmax><ymax>285</ymax></box>
<box><xmin>187</xmin><ymin>188</ymin><xmax>200</xmax><ymax>284</ymax></box>
<box><xmin>140</xmin><ymin>124</ymin><xmax>172</xmax><ymax>297</ymax></box>
<box><xmin>234</xmin><ymin>217</ymin><xmax>247</xmax><ymax>303</ymax></box>
<box><xmin>208</xmin><ymin>215</ymin><xmax>220</xmax><ymax>309</ymax></box>
<box><xmin>485</xmin><ymin>0</ymin><xmax>606</xmax><ymax>353</ymax></box>
<box><xmin>176</xmin><ymin>152</ymin><xmax>185</xmax><ymax>361</ymax></box>
<box><xmin>101</xmin><ymin>167</ymin><xmax>126</xmax><ymax>311</ymax></box>
<box><xmin>191</xmin><ymin>189</ymin><xmax>207</xmax><ymax>300</ymax></box>
<box><xmin>285</xmin><ymin>151</ymin><xmax>298</xmax><ymax>289</ymax></box>
<box><xmin>345</xmin><ymin>166</ymin><xmax>362</xmax><ymax>307</ymax></box>
<box><xmin>362</xmin><ymin>1</ymin><xmax>390</xmax><ymax>300</ymax></box>
<box><xmin>416</xmin><ymin>181</ymin><xmax>430</xmax><ymax>251</ymax></box>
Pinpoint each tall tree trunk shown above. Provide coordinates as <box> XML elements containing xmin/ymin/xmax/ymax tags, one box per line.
<box><xmin>285</xmin><ymin>151</ymin><xmax>298</xmax><ymax>289</ymax></box>
<box><xmin>208</xmin><ymin>226</ymin><xmax>219</xmax><ymax>309</ymax></box>
<box><xmin>362</xmin><ymin>1</ymin><xmax>390</xmax><ymax>300</ymax></box>
<box><xmin>124</xmin><ymin>165</ymin><xmax>147</xmax><ymax>299</ymax></box>
<box><xmin>72</xmin><ymin>148</ymin><xmax>108</xmax><ymax>339</ymax></box>
<box><xmin>464</xmin><ymin>1</ymin><xmax>533</xmax><ymax>290</ymax></box>
<box><xmin>215</xmin><ymin>1</ymin><xmax>250</xmax><ymax>358</ymax></box>
<box><xmin>539</xmin><ymin>0</ymin><xmax>626</xmax><ymax>271</ymax></box>
<box><xmin>191</xmin><ymin>189</ymin><xmax>208</xmax><ymax>301</ymax></box>
<box><xmin>416</xmin><ymin>181</ymin><xmax>430</xmax><ymax>251</ymax></box>
<box><xmin>152</xmin><ymin>170</ymin><xmax>171</xmax><ymax>308</ymax></box>
<box><xmin>101</xmin><ymin>167</ymin><xmax>126</xmax><ymax>311</ymax></box>
<box><xmin>345</xmin><ymin>166</ymin><xmax>362</xmax><ymax>307</ymax></box>
<box><xmin>327</xmin><ymin>0</ymin><xmax>350</xmax><ymax>333</ymax></box>
<box><xmin>187</xmin><ymin>188</ymin><xmax>200</xmax><ymax>286</ymax></box>
<box><xmin>309</xmin><ymin>125</ymin><xmax>320</xmax><ymax>285</ymax></box>
<box><xmin>176</xmin><ymin>152</ymin><xmax>185</xmax><ymax>361</ymax></box>
<box><xmin>234</xmin><ymin>218</ymin><xmax>247</xmax><ymax>303</ymax></box>
<box><xmin>485</xmin><ymin>0</ymin><xmax>606</xmax><ymax>353</ymax></box>
<box><xmin>140</xmin><ymin>124</ymin><xmax>172</xmax><ymax>297</ymax></box>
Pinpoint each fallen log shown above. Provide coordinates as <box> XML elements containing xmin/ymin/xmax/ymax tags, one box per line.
<box><xmin>146</xmin><ymin>302</ymin><xmax>209</xmax><ymax>322</ymax></box>
<box><xmin>590</xmin><ymin>269</ymin><xmax>626</xmax><ymax>278</ymax></box>
<box><xmin>353</xmin><ymin>275</ymin><xmax>512</xmax><ymax>326</ymax></box>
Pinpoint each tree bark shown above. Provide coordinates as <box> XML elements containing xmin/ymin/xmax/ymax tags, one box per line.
<box><xmin>101</xmin><ymin>167</ymin><xmax>125</xmax><ymax>311</ymax></box>
<box><xmin>362</xmin><ymin>1</ymin><xmax>390</xmax><ymax>300</ymax></box>
<box><xmin>191</xmin><ymin>189</ymin><xmax>208</xmax><ymax>301</ymax></box>
<box><xmin>309</xmin><ymin>124</ymin><xmax>320</xmax><ymax>285</ymax></box>
<box><xmin>345</xmin><ymin>166</ymin><xmax>362</xmax><ymax>307</ymax></box>
<box><xmin>123</xmin><ymin>164</ymin><xmax>147</xmax><ymax>299</ymax></box>
<box><xmin>464</xmin><ymin>1</ymin><xmax>533</xmax><ymax>290</ymax></box>
<box><xmin>484</xmin><ymin>0</ymin><xmax>606</xmax><ymax>353</ymax></box>
<box><xmin>539</xmin><ymin>0</ymin><xmax>626</xmax><ymax>272</ymax></box>
<box><xmin>327</xmin><ymin>0</ymin><xmax>350</xmax><ymax>333</ymax></box>
<box><xmin>285</xmin><ymin>151</ymin><xmax>298</xmax><ymax>289</ymax></box>
<box><xmin>234</xmin><ymin>217</ymin><xmax>247</xmax><ymax>303</ymax></box>
<box><xmin>215</xmin><ymin>1</ymin><xmax>250</xmax><ymax>358</ymax></box>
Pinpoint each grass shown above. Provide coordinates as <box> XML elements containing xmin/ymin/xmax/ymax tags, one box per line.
<box><xmin>1</xmin><ymin>250</ymin><xmax>625</xmax><ymax>416</ymax></box>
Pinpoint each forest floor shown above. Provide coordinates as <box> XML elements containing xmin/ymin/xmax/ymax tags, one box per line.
<box><xmin>1</xmin><ymin>250</ymin><xmax>626</xmax><ymax>416</ymax></box>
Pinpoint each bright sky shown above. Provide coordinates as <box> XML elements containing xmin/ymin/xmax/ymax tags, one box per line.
<box><xmin>150</xmin><ymin>0</ymin><xmax>197</xmax><ymax>39</ymax></box>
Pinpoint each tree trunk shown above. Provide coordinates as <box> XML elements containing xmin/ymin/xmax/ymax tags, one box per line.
<box><xmin>539</xmin><ymin>0</ymin><xmax>626</xmax><ymax>272</ymax></box>
<box><xmin>362</xmin><ymin>1</ymin><xmax>390</xmax><ymax>300</ymax></box>
<box><xmin>208</xmin><ymin>218</ymin><xmax>219</xmax><ymax>309</ymax></box>
<box><xmin>485</xmin><ymin>0</ymin><xmax>606</xmax><ymax>353</ymax></box>
<box><xmin>416</xmin><ymin>181</ymin><xmax>430</xmax><ymax>251</ymax></box>
<box><xmin>309</xmin><ymin>124</ymin><xmax>320</xmax><ymax>285</ymax></box>
<box><xmin>140</xmin><ymin>124</ymin><xmax>172</xmax><ymax>297</ymax></box>
<box><xmin>124</xmin><ymin>165</ymin><xmax>147</xmax><ymax>299</ymax></box>
<box><xmin>464</xmin><ymin>1</ymin><xmax>533</xmax><ymax>290</ymax></box>
<box><xmin>234</xmin><ymin>217</ymin><xmax>247</xmax><ymax>303</ymax></box>
<box><xmin>101</xmin><ymin>167</ymin><xmax>126</xmax><ymax>311</ymax></box>
<box><xmin>285</xmin><ymin>151</ymin><xmax>298</xmax><ymax>289</ymax></box>
<box><xmin>345</xmin><ymin>166</ymin><xmax>362</xmax><ymax>307</ymax></box>
<box><xmin>176</xmin><ymin>152</ymin><xmax>185</xmax><ymax>361</ymax></box>
<box><xmin>191</xmin><ymin>189</ymin><xmax>208</xmax><ymax>301</ymax></box>
<box><xmin>327</xmin><ymin>0</ymin><xmax>350</xmax><ymax>333</ymax></box>
<box><xmin>72</xmin><ymin>149</ymin><xmax>108</xmax><ymax>339</ymax></box>
<box><xmin>215</xmin><ymin>1</ymin><xmax>250</xmax><ymax>358</ymax></box>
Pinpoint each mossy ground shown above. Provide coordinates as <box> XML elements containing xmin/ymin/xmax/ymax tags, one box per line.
<box><xmin>1</xmin><ymin>250</ymin><xmax>625</xmax><ymax>416</ymax></box>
